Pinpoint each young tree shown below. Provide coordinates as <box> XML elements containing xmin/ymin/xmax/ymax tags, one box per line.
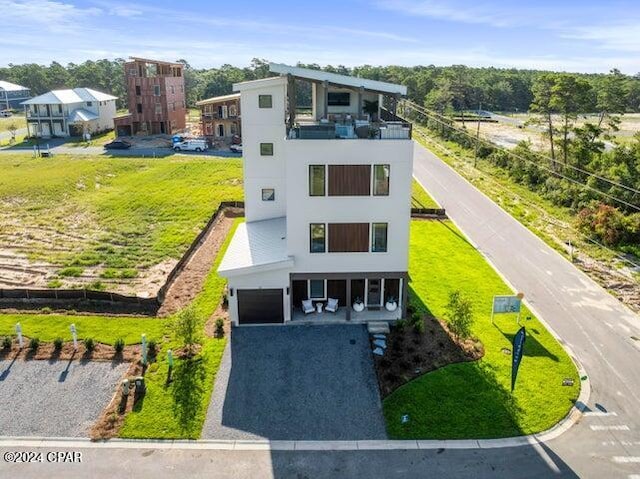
<box><xmin>173</xmin><ymin>307</ymin><xmax>202</xmax><ymax>356</ymax></box>
<box><xmin>445</xmin><ymin>290</ymin><xmax>474</xmax><ymax>339</ymax></box>
<box><xmin>7</xmin><ymin>123</ymin><xmax>17</xmax><ymax>143</ymax></box>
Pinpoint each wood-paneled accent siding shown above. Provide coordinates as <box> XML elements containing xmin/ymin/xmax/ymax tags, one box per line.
<box><xmin>328</xmin><ymin>165</ymin><xmax>371</xmax><ymax>196</ymax></box>
<box><xmin>328</xmin><ymin>223</ymin><xmax>370</xmax><ymax>252</ymax></box>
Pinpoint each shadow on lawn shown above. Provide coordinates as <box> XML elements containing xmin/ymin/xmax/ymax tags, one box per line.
<box><xmin>495</xmin><ymin>323</ymin><xmax>559</xmax><ymax>362</ymax></box>
<box><xmin>171</xmin><ymin>355</ymin><xmax>206</xmax><ymax>437</ymax></box>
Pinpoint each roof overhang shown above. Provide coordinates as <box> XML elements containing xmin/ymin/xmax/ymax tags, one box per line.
<box><xmin>269</xmin><ymin>63</ymin><xmax>407</xmax><ymax>96</ymax></box>
<box><xmin>196</xmin><ymin>93</ymin><xmax>240</xmax><ymax>106</ymax></box>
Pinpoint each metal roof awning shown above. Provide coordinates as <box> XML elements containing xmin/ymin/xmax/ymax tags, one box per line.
<box><xmin>68</xmin><ymin>108</ymin><xmax>99</xmax><ymax>122</ymax></box>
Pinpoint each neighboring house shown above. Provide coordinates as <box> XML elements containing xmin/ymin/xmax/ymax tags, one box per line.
<box><xmin>196</xmin><ymin>93</ymin><xmax>241</xmax><ymax>143</ymax></box>
<box><xmin>218</xmin><ymin>63</ymin><xmax>413</xmax><ymax>326</ymax></box>
<box><xmin>0</xmin><ymin>81</ymin><xmax>31</xmax><ymax>110</ymax></box>
<box><xmin>21</xmin><ymin>88</ymin><xmax>117</xmax><ymax>138</ymax></box>
<box><xmin>114</xmin><ymin>57</ymin><xmax>186</xmax><ymax>136</ymax></box>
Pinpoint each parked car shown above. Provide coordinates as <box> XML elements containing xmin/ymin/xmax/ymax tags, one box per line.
<box><xmin>229</xmin><ymin>143</ymin><xmax>243</xmax><ymax>153</ymax></box>
<box><xmin>0</xmin><ymin>110</ymin><xmax>12</xmax><ymax>117</ymax></box>
<box><xmin>174</xmin><ymin>139</ymin><xmax>208</xmax><ymax>152</ymax></box>
<box><xmin>104</xmin><ymin>139</ymin><xmax>132</xmax><ymax>150</ymax></box>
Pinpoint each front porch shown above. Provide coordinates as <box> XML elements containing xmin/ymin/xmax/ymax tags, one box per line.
<box><xmin>290</xmin><ymin>272</ymin><xmax>407</xmax><ymax>323</ymax></box>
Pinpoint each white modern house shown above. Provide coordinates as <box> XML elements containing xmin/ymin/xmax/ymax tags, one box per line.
<box><xmin>218</xmin><ymin>63</ymin><xmax>413</xmax><ymax>325</ymax></box>
<box><xmin>21</xmin><ymin>88</ymin><xmax>117</xmax><ymax>138</ymax></box>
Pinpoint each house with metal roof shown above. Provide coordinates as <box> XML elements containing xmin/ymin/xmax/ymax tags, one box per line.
<box><xmin>0</xmin><ymin>80</ymin><xmax>31</xmax><ymax>110</ymax></box>
<box><xmin>217</xmin><ymin>63</ymin><xmax>413</xmax><ymax>326</ymax></box>
<box><xmin>21</xmin><ymin>88</ymin><xmax>117</xmax><ymax>138</ymax></box>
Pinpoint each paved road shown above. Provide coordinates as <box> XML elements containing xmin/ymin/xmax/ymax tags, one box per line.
<box><xmin>1</xmin><ymin>141</ymin><xmax>639</xmax><ymax>478</ymax></box>
<box><xmin>413</xmin><ymin>141</ymin><xmax>640</xmax><ymax>478</ymax></box>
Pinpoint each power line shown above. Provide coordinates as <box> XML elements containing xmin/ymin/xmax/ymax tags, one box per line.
<box><xmin>404</xmin><ymin>100</ymin><xmax>640</xmax><ymax>197</ymax></box>
<box><xmin>416</xmin><ymin>131</ymin><xmax>640</xmax><ymax>270</ymax></box>
<box><xmin>403</xmin><ymin>101</ymin><xmax>640</xmax><ymax>212</ymax></box>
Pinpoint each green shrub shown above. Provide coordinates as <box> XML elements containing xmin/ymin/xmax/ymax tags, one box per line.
<box><xmin>413</xmin><ymin>319</ymin><xmax>425</xmax><ymax>334</ymax></box>
<box><xmin>114</xmin><ymin>338</ymin><xmax>125</xmax><ymax>353</ymax></box>
<box><xmin>410</xmin><ymin>312</ymin><xmax>421</xmax><ymax>326</ymax></box>
<box><xmin>41</xmin><ymin>307</ymin><xmax>53</xmax><ymax>314</ymax></box>
<box><xmin>58</xmin><ymin>267</ymin><xmax>83</xmax><ymax>277</ymax></box>
<box><xmin>29</xmin><ymin>337</ymin><xmax>40</xmax><ymax>351</ymax></box>
<box><xmin>173</xmin><ymin>307</ymin><xmax>202</xmax><ymax>356</ymax></box>
<box><xmin>84</xmin><ymin>337</ymin><xmax>95</xmax><ymax>352</ymax></box>
<box><xmin>147</xmin><ymin>339</ymin><xmax>157</xmax><ymax>356</ymax></box>
<box><xmin>53</xmin><ymin>337</ymin><xmax>63</xmax><ymax>350</ymax></box>
<box><xmin>445</xmin><ymin>290</ymin><xmax>474</xmax><ymax>339</ymax></box>
<box><xmin>2</xmin><ymin>336</ymin><xmax>11</xmax><ymax>349</ymax></box>
<box><xmin>88</xmin><ymin>281</ymin><xmax>106</xmax><ymax>291</ymax></box>
<box><xmin>46</xmin><ymin>279</ymin><xmax>63</xmax><ymax>289</ymax></box>
<box><xmin>394</xmin><ymin>319</ymin><xmax>407</xmax><ymax>331</ymax></box>
<box><xmin>215</xmin><ymin>318</ymin><xmax>224</xmax><ymax>337</ymax></box>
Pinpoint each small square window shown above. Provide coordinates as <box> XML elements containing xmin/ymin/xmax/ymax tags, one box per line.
<box><xmin>259</xmin><ymin>94</ymin><xmax>273</xmax><ymax>108</ymax></box>
<box><xmin>86</xmin><ymin>101</ymin><xmax>92</xmax><ymax>107</ymax></box>
<box><xmin>260</xmin><ymin>143</ymin><xmax>274</xmax><ymax>156</ymax></box>
<box><xmin>262</xmin><ymin>188</ymin><xmax>275</xmax><ymax>201</ymax></box>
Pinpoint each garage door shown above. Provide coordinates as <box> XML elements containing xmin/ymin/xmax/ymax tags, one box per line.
<box><xmin>237</xmin><ymin>289</ymin><xmax>284</xmax><ymax>324</ymax></box>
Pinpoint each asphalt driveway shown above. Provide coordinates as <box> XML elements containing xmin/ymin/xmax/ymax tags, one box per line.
<box><xmin>202</xmin><ymin>324</ymin><xmax>387</xmax><ymax>440</ymax></box>
<box><xmin>0</xmin><ymin>358</ymin><xmax>128</xmax><ymax>437</ymax></box>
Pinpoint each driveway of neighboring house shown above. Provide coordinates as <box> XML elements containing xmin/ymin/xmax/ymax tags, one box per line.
<box><xmin>0</xmin><ymin>358</ymin><xmax>128</xmax><ymax>437</ymax></box>
<box><xmin>202</xmin><ymin>324</ymin><xmax>387</xmax><ymax>440</ymax></box>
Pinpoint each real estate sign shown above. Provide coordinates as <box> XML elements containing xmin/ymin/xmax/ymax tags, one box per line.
<box><xmin>511</xmin><ymin>326</ymin><xmax>526</xmax><ymax>391</ymax></box>
<box><xmin>491</xmin><ymin>294</ymin><xmax>523</xmax><ymax>324</ymax></box>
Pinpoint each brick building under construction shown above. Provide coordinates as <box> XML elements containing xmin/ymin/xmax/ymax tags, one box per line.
<box><xmin>114</xmin><ymin>57</ymin><xmax>186</xmax><ymax>136</ymax></box>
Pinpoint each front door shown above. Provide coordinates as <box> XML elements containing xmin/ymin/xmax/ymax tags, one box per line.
<box><xmin>367</xmin><ymin>279</ymin><xmax>381</xmax><ymax>309</ymax></box>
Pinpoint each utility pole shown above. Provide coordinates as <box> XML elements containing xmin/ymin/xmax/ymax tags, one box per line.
<box><xmin>474</xmin><ymin>102</ymin><xmax>482</xmax><ymax>168</ymax></box>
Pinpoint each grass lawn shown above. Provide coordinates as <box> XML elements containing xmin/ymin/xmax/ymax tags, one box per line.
<box><xmin>67</xmin><ymin>130</ymin><xmax>116</xmax><ymax>147</ymax></box>
<box><xmin>0</xmin><ymin>313</ymin><xmax>165</xmax><ymax>345</ymax></box>
<box><xmin>0</xmin><ymin>116</ymin><xmax>26</xmax><ymax>133</ymax></box>
<box><xmin>0</xmin><ymin>155</ymin><xmax>243</xmax><ymax>288</ymax></box>
<box><xmin>411</xmin><ymin>178</ymin><xmax>439</xmax><ymax>209</ymax></box>
<box><xmin>384</xmin><ymin>220</ymin><xmax>579</xmax><ymax>439</ymax></box>
<box><xmin>119</xmin><ymin>219</ymin><xmax>240</xmax><ymax>439</ymax></box>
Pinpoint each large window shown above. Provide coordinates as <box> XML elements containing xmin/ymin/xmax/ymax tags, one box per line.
<box><xmin>309</xmin><ymin>280</ymin><xmax>326</xmax><ymax>299</ymax></box>
<box><xmin>262</xmin><ymin>188</ymin><xmax>275</xmax><ymax>201</ymax></box>
<box><xmin>259</xmin><ymin>94</ymin><xmax>273</xmax><ymax>108</ymax></box>
<box><xmin>260</xmin><ymin>143</ymin><xmax>274</xmax><ymax>156</ymax></box>
<box><xmin>328</xmin><ymin>92</ymin><xmax>350</xmax><ymax>106</ymax></box>
<box><xmin>372</xmin><ymin>223</ymin><xmax>388</xmax><ymax>252</ymax></box>
<box><xmin>309</xmin><ymin>165</ymin><xmax>326</xmax><ymax>196</ymax></box>
<box><xmin>153</xmin><ymin>85</ymin><xmax>161</xmax><ymax>96</ymax></box>
<box><xmin>373</xmin><ymin>164</ymin><xmax>390</xmax><ymax>196</ymax></box>
<box><xmin>310</xmin><ymin>223</ymin><xmax>326</xmax><ymax>253</ymax></box>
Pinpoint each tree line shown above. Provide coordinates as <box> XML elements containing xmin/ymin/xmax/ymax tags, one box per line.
<box><xmin>2</xmin><ymin>58</ymin><xmax>639</xmax><ymax>113</ymax></box>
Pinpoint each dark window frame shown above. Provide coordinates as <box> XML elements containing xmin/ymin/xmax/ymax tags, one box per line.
<box><xmin>371</xmin><ymin>222</ymin><xmax>388</xmax><ymax>253</ymax></box>
<box><xmin>259</xmin><ymin>94</ymin><xmax>273</xmax><ymax>108</ymax></box>
<box><xmin>373</xmin><ymin>164</ymin><xmax>390</xmax><ymax>196</ymax></box>
<box><xmin>261</xmin><ymin>188</ymin><xmax>275</xmax><ymax>201</ymax></box>
<box><xmin>260</xmin><ymin>142</ymin><xmax>274</xmax><ymax>156</ymax></box>
<box><xmin>309</xmin><ymin>223</ymin><xmax>326</xmax><ymax>253</ymax></box>
<box><xmin>309</xmin><ymin>165</ymin><xmax>326</xmax><ymax>196</ymax></box>
<box><xmin>327</xmin><ymin>91</ymin><xmax>350</xmax><ymax>106</ymax></box>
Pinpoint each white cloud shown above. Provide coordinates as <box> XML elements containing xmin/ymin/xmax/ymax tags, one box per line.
<box><xmin>562</xmin><ymin>24</ymin><xmax>640</xmax><ymax>53</ymax></box>
<box><xmin>0</xmin><ymin>0</ymin><xmax>102</xmax><ymax>31</ymax></box>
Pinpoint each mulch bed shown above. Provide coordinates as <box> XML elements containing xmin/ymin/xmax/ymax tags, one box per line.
<box><xmin>373</xmin><ymin>315</ymin><xmax>484</xmax><ymax>397</ymax></box>
<box><xmin>0</xmin><ymin>339</ymin><xmax>141</xmax><ymax>362</ymax></box>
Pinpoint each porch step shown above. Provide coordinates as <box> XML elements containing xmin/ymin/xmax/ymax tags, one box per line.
<box><xmin>367</xmin><ymin>322</ymin><xmax>390</xmax><ymax>335</ymax></box>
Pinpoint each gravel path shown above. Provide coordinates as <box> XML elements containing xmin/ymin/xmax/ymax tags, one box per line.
<box><xmin>0</xmin><ymin>358</ymin><xmax>128</xmax><ymax>437</ymax></box>
<box><xmin>202</xmin><ymin>324</ymin><xmax>387</xmax><ymax>440</ymax></box>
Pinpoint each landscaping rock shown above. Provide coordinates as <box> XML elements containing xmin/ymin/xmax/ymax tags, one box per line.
<box><xmin>372</xmin><ymin>347</ymin><xmax>384</xmax><ymax>356</ymax></box>
<box><xmin>373</xmin><ymin>334</ymin><xmax>387</xmax><ymax>340</ymax></box>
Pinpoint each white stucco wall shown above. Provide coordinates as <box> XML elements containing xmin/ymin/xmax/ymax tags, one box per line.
<box><xmin>96</xmin><ymin>100</ymin><xmax>116</xmax><ymax>131</ymax></box>
<box><xmin>284</xmin><ymin>138</ymin><xmax>413</xmax><ymax>274</ymax></box>
<box><xmin>236</xmin><ymin>77</ymin><xmax>287</xmax><ymax>222</ymax></box>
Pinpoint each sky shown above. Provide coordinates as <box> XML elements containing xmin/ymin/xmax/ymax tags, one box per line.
<box><xmin>1</xmin><ymin>0</ymin><xmax>639</xmax><ymax>73</ymax></box>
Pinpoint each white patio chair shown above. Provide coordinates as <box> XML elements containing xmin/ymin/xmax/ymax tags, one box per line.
<box><xmin>302</xmin><ymin>299</ymin><xmax>314</xmax><ymax>315</ymax></box>
<box><xmin>326</xmin><ymin>298</ymin><xmax>339</xmax><ymax>314</ymax></box>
